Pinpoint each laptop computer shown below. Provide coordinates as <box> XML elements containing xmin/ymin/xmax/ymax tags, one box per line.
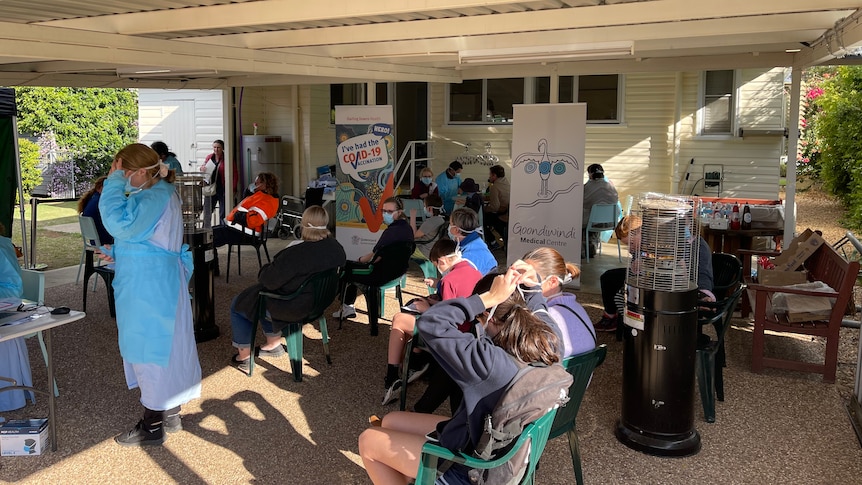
<box><xmin>0</xmin><ymin>309</ymin><xmax>43</xmax><ymax>327</ymax></box>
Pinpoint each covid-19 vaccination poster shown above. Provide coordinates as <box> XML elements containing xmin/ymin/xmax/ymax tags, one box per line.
<box><xmin>334</xmin><ymin>105</ymin><xmax>396</xmax><ymax>260</ymax></box>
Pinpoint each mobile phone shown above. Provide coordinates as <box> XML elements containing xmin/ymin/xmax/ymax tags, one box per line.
<box><xmin>425</xmin><ymin>430</ymin><xmax>439</xmax><ymax>443</ymax></box>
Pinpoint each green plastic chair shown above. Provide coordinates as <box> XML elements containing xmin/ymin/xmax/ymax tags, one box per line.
<box><xmin>547</xmin><ymin>344</ymin><xmax>608</xmax><ymax>485</ymax></box>
<box><xmin>248</xmin><ymin>266</ymin><xmax>342</xmax><ymax>381</ymax></box>
<box><xmin>414</xmin><ymin>408</ymin><xmax>558</xmax><ymax>485</ymax></box>
<box><xmin>697</xmin><ymin>284</ymin><xmax>744</xmax><ymax>423</ymax></box>
<box><xmin>339</xmin><ymin>241</ymin><xmax>415</xmax><ymax>336</ymax></box>
<box><xmin>413</xmin><ymin>257</ymin><xmax>438</xmax><ymax>295</ymax></box>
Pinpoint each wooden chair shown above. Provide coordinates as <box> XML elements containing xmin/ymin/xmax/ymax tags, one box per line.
<box><xmin>547</xmin><ymin>345</ymin><xmax>607</xmax><ymax>485</ymax></box>
<box><xmin>414</xmin><ymin>409</ymin><xmax>558</xmax><ymax>485</ymax></box>
<box><xmin>247</xmin><ymin>267</ymin><xmax>342</xmax><ymax>381</ymax></box>
<box><xmin>745</xmin><ymin>243</ymin><xmax>858</xmax><ymax>382</ymax></box>
<box><xmin>339</xmin><ymin>241</ymin><xmax>415</xmax><ymax>336</ymax></box>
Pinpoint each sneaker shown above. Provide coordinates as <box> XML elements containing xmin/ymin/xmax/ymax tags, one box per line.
<box><xmin>406</xmin><ymin>363</ymin><xmax>430</xmax><ymax>384</ymax></box>
<box><xmin>332</xmin><ymin>304</ymin><xmax>356</xmax><ymax>319</ymax></box>
<box><xmin>256</xmin><ymin>345</ymin><xmax>286</xmax><ymax>358</ymax></box>
<box><xmin>115</xmin><ymin>420</ymin><xmax>165</xmax><ymax>447</ymax></box>
<box><xmin>231</xmin><ymin>354</ymin><xmax>250</xmax><ymax>373</ymax></box>
<box><xmin>164</xmin><ymin>414</ymin><xmax>182</xmax><ymax>434</ymax></box>
<box><xmin>382</xmin><ymin>379</ymin><xmax>403</xmax><ymax>406</ymax></box>
<box><xmin>595</xmin><ymin>314</ymin><xmax>619</xmax><ymax>332</ymax></box>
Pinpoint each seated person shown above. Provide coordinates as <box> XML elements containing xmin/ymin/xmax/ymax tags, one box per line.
<box><xmin>334</xmin><ymin>197</ymin><xmax>415</xmax><ymax>319</ymax></box>
<box><xmin>382</xmin><ymin>239</ymin><xmax>482</xmax><ymax>405</ymax></box>
<box><xmin>229</xmin><ymin>206</ymin><xmax>346</xmax><ymax>371</ymax></box>
<box><xmin>0</xmin><ymin>222</ymin><xmax>31</xmax><ymax>412</ymax></box>
<box><xmin>358</xmin><ymin>265</ymin><xmax>560</xmax><ymax>484</ymax></box>
<box><xmin>458</xmin><ymin>178</ymin><xmax>484</xmax><ymax>214</ymax></box>
<box><xmin>522</xmin><ymin>247</ymin><xmax>596</xmax><ymax>357</ymax></box>
<box><xmin>484</xmin><ymin>164</ymin><xmax>511</xmax><ymax>250</ymax></box>
<box><xmin>582</xmin><ymin>163</ymin><xmax>619</xmax><ymax>257</ymax></box>
<box><xmin>410</xmin><ymin>167</ymin><xmax>438</xmax><ymax>200</ymax></box>
<box><xmin>448</xmin><ymin>207</ymin><xmax>497</xmax><ymax>276</ymax></box>
<box><xmin>78</xmin><ymin>175</ymin><xmax>113</xmax><ymax>245</ymax></box>
<box><xmin>596</xmin><ymin>215</ymin><xmax>714</xmax><ymax>332</ymax></box>
<box><xmin>212</xmin><ymin>172</ymin><xmax>279</xmax><ymax>273</ymax></box>
<box><xmin>409</xmin><ymin>194</ymin><xmax>445</xmax><ymax>260</ymax></box>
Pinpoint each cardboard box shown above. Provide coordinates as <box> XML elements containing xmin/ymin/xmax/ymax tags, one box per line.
<box><xmin>0</xmin><ymin>418</ymin><xmax>49</xmax><ymax>456</ymax></box>
<box><xmin>772</xmin><ymin>229</ymin><xmax>826</xmax><ymax>271</ymax></box>
<box><xmin>759</xmin><ymin>269</ymin><xmax>808</xmax><ymax>287</ymax></box>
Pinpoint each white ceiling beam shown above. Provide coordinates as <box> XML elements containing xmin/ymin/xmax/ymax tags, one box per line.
<box><xmin>275</xmin><ymin>15</ymin><xmax>842</xmax><ymax>60</ymax></box>
<box><xmin>795</xmin><ymin>8</ymin><xmax>862</xmax><ymax>67</ymax></box>
<box><xmin>0</xmin><ymin>71</ymin><xmax>231</xmax><ymax>89</ymax></box>
<box><xmin>0</xmin><ymin>22</ymin><xmax>461</xmax><ymax>83</ymax></box>
<box><xmin>186</xmin><ymin>3</ymin><xmax>857</xmax><ymax>49</ymax></box>
<box><xmin>35</xmin><ymin>0</ymin><xmax>531</xmax><ymax>35</ymax></box>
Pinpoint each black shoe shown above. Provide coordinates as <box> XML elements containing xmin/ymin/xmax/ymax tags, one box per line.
<box><xmin>115</xmin><ymin>419</ymin><xmax>165</xmax><ymax>447</ymax></box>
<box><xmin>595</xmin><ymin>314</ymin><xmax>619</xmax><ymax>332</ymax></box>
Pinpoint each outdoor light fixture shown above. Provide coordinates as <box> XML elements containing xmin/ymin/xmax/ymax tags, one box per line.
<box><xmin>458</xmin><ymin>41</ymin><xmax>634</xmax><ymax>65</ymax></box>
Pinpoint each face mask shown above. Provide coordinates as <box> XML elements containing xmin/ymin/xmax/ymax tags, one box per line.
<box><xmin>421</xmin><ymin>177</ymin><xmax>432</xmax><ymax>185</ymax></box>
<box><xmin>448</xmin><ymin>226</ymin><xmax>459</xmax><ymax>240</ymax></box>
<box><xmin>424</xmin><ymin>207</ymin><xmax>434</xmax><ymax>217</ymax></box>
<box><xmin>125</xmin><ymin>172</ymin><xmax>145</xmax><ymax>195</ymax></box>
<box><xmin>382</xmin><ymin>212</ymin><xmax>395</xmax><ymax>225</ymax></box>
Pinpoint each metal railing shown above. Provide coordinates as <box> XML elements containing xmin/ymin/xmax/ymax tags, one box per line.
<box><xmin>393</xmin><ymin>140</ymin><xmax>434</xmax><ymax>194</ymax></box>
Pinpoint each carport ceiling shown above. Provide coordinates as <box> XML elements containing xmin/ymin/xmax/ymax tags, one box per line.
<box><xmin>0</xmin><ymin>0</ymin><xmax>861</xmax><ymax>88</ymax></box>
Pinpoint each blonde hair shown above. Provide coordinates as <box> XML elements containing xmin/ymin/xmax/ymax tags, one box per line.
<box><xmin>522</xmin><ymin>247</ymin><xmax>580</xmax><ymax>283</ymax></box>
<box><xmin>300</xmin><ymin>206</ymin><xmax>330</xmax><ymax>242</ymax></box>
<box><xmin>420</xmin><ymin>167</ymin><xmax>434</xmax><ymax>178</ymax></box>
<box><xmin>115</xmin><ymin>143</ymin><xmax>176</xmax><ymax>184</ymax></box>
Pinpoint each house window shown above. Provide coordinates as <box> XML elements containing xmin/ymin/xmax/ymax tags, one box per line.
<box><xmin>534</xmin><ymin>76</ymin><xmax>575</xmax><ymax>104</ymax></box>
<box><xmin>529</xmin><ymin>74</ymin><xmax>621</xmax><ymax>122</ymax></box>
<box><xmin>448</xmin><ymin>79</ymin><xmax>524</xmax><ymax>124</ymax></box>
<box><xmin>702</xmin><ymin>70</ymin><xmax>734</xmax><ymax>135</ymax></box>
<box><xmin>330</xmin><ymin>83</ymin><xmax>365</xmax><ymax>123</ymax></box>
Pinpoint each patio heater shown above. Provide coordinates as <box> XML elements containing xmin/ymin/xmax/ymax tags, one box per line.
<box><xmin>175</xmin><ymin>175</ymin><xmax>218</xmax><ymax>342</ymax></box>
<box><xmin>616</xmin><ymin>193</ymin><xmax>701</xmax><ymax>456</ymax></box>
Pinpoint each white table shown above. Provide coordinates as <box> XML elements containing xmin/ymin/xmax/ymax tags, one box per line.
<box><xmin>0</xmin><ymin>309</ymin><xmax>85</xmax><ymax>451</ymax></box>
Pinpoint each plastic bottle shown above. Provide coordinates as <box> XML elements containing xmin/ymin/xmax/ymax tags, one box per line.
<box><xmin>742</xmin><ymin>201</ymin><xmax>752</xmax><ymax>230</ymax></box>
<box><xmin>730</xmin><ymin>201</ymin><xmax>741</xmax><ymax>230</ymax></box>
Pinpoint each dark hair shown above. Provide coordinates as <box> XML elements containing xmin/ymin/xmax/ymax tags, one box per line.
<box><xmin>449</xmin><ymin>161</ymin><xmax>463</xmax><ymax>171</ymax></box>
<box><xmin>255</xmin><ymin>172</ymin><xmax>279</xmax><ymax>197</ymax></box>
<box><xmin>150</xmin><ymin>141</ymin><xmax>175</xmax><ymax>160</ymax></box>
<box><xmin>213</xmin><ymin>139</ymin><xmax>225</xmax><ymax>149</ymax></box>
<box><xmin>472</xmin><ymin>272</ymin><xmax>501</xmax><ymax>295</ymax></box>
<box><xmin>490</xmin><ymin>165</ymin><xmax>505</xmax><ymax>178</ymax></box>
<box><xmin>424</xmin><ymin>194</ymin><xmax>443</xmax><ymax>212</ymax></box>
<box><xmin>77</xmin><ymin>175</ymin><xmax>108</xmax><ymax>213</ymax></box>
<box><xmin>429</xmin><ymin>238</ymin><xmax>457</xmax><ymax>262</ymax></box>
<box><xmin>587</xmin><ymin>163</ymin><xmax>603</xmax><ymax>175</ymax></box>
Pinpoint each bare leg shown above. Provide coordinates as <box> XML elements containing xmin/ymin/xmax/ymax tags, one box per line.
<box><xmin>359</xmin><ymin>412</ymin><xmax>447</xmax><ymax>484</ymax></box>
<box><xmin>387</xmin><ymin>313</ymin><xmax>417</xmax><ymax>365</ymax></box>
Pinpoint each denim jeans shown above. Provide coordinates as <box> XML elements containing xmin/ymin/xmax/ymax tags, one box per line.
<box><xmin>230</xmin><ymin>296</ymin><xmax>281</xmax><ymax>348</ymax></box>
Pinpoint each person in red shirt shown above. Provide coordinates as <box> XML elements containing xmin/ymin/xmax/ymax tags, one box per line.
<box><xmin>212</xmin><ymin>172</ymin><xmax>279</xmax><ymax>274</ymax></box>
<box><xmin>381</xmin><ymin>238</ymin><xmax>481</xmax><ymax>405</ymax></box>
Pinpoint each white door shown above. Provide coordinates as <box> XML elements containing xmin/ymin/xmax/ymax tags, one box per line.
<box><xmin>139</xmin><ymin>99</ymin><xmax>196</xmax><ymax>172</ymax></box>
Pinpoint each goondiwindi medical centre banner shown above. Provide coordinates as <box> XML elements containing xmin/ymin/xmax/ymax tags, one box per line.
<box><xmin>508</xmin><ymin>104</ymin><xmax>586</xmax><ymax>286</ymax></box>
<box><xmin>334</xmin><ymin>105</ymin><xmax>396</xmax><ymax>260</ymax></box>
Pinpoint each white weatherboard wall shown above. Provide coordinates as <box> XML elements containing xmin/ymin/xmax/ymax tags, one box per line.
<box><xmin>138</xmin><ymin>89</ymin><xmax>224</xmax><ymax>173</ymax></box>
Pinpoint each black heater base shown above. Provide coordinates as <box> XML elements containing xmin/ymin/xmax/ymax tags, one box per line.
<box><xmin>615</xmin><ymin>419</ymin><xmax>701</xmax><ymax>457</ymax></box>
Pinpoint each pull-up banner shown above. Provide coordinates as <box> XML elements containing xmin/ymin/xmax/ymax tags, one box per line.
<box><xmin>0</xmin><ymin>88</ymin><xmax>17</xmax><ymax>237</ymax></box>
<box><xmin>334</xmin><ymin>105</ymin><xmax>396</xmax><ymax>260</ymax></box>
<box><xmin>508</xmin><ymin>103</ymin><xmax>586</xmax><ymax>285</ymax></box>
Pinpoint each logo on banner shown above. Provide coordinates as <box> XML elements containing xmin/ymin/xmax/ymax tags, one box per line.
<box><xmin>338</xmin><ymin>123</ymin><xmax>392</xmax><ymax>182</ymax></box>
<box><xmin>512</xmin><ymin>138</ymin><xmax>579</xmax><ymax>207</ymax></box>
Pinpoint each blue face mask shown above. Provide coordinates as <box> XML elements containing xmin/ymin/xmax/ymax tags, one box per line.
<box><xmin>421</xmin><ymin>177</ymin><xmax>432</xmax><ymax>185</ymax></box>
<box><xmin>124</xmin><ymin>173</ymin><xmax>144</xmax><ymax>195</ymax></box>
<box><xmin>447</xmin><ymin>226</ymin><xmax>459</xmax><ymax>240</ymax></box>
<box><xmin>382</xmin><ymin>213</ymin><xmax>395</xmax><ymax>225</ymax></box>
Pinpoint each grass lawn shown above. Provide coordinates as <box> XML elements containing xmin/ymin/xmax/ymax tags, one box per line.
<box><xmin>10</xmin><ymin>199</ymin><xmax>82</xmax><ymax>270</ymax></box>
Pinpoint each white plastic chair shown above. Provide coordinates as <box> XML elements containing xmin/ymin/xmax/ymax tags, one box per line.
<box><xmin>21</xmin><ymin>268</ymin><xmax>58</xmax><ymax>397</ymax></box>
<box><xmin>585</xmin><ymin>203</ymin><xmax>621</xmax><ymax>263</ymax></box>
<box><xmin>76</xmin><ymin>215</ymin><xmax>104</xmax><ymax>291</ymax></box>
<box><xmin>400</xmin><ymin>198</ymin><xmax>426</xmax><ymax>223</ymax></box>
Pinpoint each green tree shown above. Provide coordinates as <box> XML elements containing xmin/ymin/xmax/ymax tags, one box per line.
<box><xmin>16</xmin><ymin>138</ymin><xmax>42</xmax><ymax>194</ymax></box>
<box><xmin>13</xmin><ymin>87</ymin><xmax>138</xmax><ymax>162</ymax></box>
<box><xmin>814</xmin><ymin>65</ymin><xmax>862</xmax><ymax>228</ymax></box>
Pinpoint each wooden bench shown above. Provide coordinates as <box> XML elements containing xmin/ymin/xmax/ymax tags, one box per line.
<box><xmin>741</xmin><ymin>243</ymin><xmax>859</xmax><ymax>383</ymax></box>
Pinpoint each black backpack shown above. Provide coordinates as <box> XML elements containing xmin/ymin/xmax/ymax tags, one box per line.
<box><xmin>469</xmin><ymin>359</ymin><xmax>573</xmax><ymax>485</ymax></box>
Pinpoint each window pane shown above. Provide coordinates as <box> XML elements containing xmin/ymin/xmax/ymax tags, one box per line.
<box><xmin>487</xmin><ymin>78</ymin><xmax>524</xmax><ymax>123</ymax></box>
<box><xmin>559</xmin><ymin>76</ymin><xmax>575</xmax><ymax>103</ymax></box>
<box><xmin>535</xmin><ymin>77</ymin><xmax>550</xmax><ymax>103</ymax></box>
<box><xmin>375</xmin><ymin>83</ymin><xmax>388</xmax><ymax>105</ymax></box>
<box><xmin>578</xmin><ymin>74</ymin><xmax>618</xmax><ymax>121</ymax></box>
<box><xmin>449</xmin><ymin>79</ymin><xmax>483</xmax><ymax>122</ymax></box>
<box><xmin>705</xmin><ymin>70</ymin><xmax>733</xmax><ymax>96</ymax></box>
<box><xmin>703</xmin><ymin>96</ymin><xmax>731</xmax><ymax>134</ymax></box>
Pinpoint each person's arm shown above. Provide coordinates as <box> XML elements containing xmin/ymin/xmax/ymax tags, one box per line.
<box><xmin>487</xmin><ymin>185</ymin><xmax>501</xmax><ymax>213</ymax></box>
<box><xmin>697</xmin><ymin>236</ymin><xmax>716</xmax><ymax>301</ymax></box>
<box><xmin>98</xmin><ymin>169</ymin><xmax>165</xmax><ymax>242</ymax></box>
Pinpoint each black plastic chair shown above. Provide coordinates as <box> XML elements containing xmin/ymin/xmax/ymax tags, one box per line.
<box><xmin>696</xmin><ymin>252</ymin><xmax>743</xmax><ymax>423</ymax></box>
<box><xmin>225</xmin><ymin>218</ymin><xmax>273</xmax><ymax>283</ymax></box>
<box><xmin>339</xmin><ymin>241</ymin><xmax>415</xmax><ymax>336</ymax></box>
<box><xmin>547</xmin><ymin>345</ymin><xmax>607</xmax><ymax>485</ymax></box>
<box><xmin>247</xmin><ymin>266</ymin><xmax>342</xmax><ymax>381</ymax></box>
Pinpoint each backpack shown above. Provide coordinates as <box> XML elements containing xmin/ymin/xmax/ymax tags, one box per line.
<box><xmin>469</xmin><ymin>359</ymin><xmax>573</xmax><ymax>485</ymax></box>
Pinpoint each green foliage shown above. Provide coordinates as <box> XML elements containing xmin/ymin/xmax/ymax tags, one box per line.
<box><xmin>13</xmin><ymin>87</ymin><xmax>138</xmax><ymax>161</ymax></box>
<box><xmin>16</xmin><ymin>138</ymin><xmax>43</xmax><ymax>194</ymax></box>
<box><xmin>814</xmin><ymin>66</ymin><xmax>862</xmax><ymax>228</ymax></box>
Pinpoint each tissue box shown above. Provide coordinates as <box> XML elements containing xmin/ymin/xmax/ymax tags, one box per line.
<box><xmin>0</xmin><ymin>418</ymin><xmax>49</xmax><ymax>456</ymax></box>
<box><xmin>750</xmin><ymin>205</ymin><xmax>784</xmax><ymax>229</ymax></box>
<box><xmin>709</xmin><ymin>218</ymin><xmax>729</xmax><ymax>230</ymax></box>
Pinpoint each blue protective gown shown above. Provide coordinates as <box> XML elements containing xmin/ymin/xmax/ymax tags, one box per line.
<box><xmin>0</xmin><ymin>237</ymin><xmax>30</xmax><ymax>412</ymax></box>
<box><xmin>99</xmin><ymin>171</ymin><xmax>201</xmax><ymax>410</ymax></box>
<box><xmin>435</xmin><ymin>171</ymin><xmax>462</xmax><ymax>215</ymax></box>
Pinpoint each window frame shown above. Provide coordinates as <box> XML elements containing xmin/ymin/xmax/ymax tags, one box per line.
<box><xmin>697</xmin><ymin>70</ymin><xmax>738</xmax><ymax>137</ymax></box>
